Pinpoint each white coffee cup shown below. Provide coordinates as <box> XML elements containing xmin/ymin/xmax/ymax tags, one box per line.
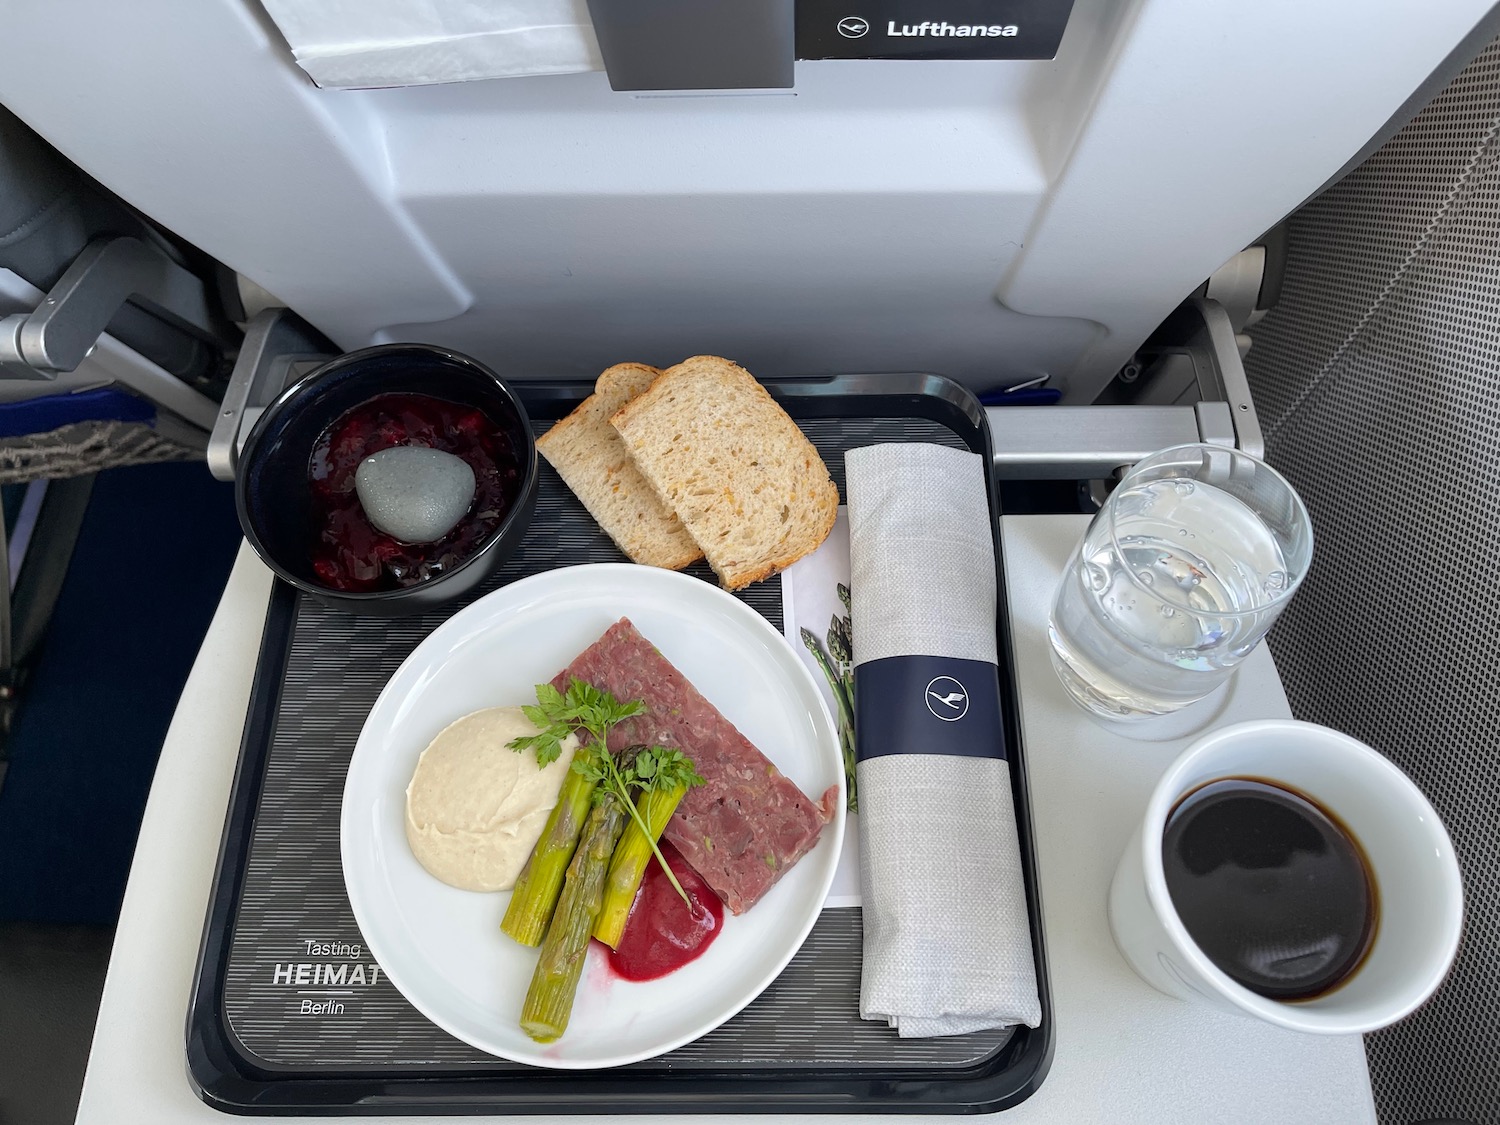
<box><xmin>1108</xmin><ymin>719</ymin><xmax>1462</xmax><ymax>1034</ymax></box>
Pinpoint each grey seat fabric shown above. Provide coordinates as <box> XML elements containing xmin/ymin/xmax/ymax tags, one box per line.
<box><xmin>1245</xmin><ymin>31</ymin><xmax>1500</xmax><ymax>1125</ymax></box>
<box><xmin>0</xmin><ymin>103</ymin><xmax>233</xmax><ymax>394</ymax></box>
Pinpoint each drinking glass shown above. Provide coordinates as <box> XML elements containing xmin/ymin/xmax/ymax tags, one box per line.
<box><xmin>1048</xmin><ymin>443</ymin><xmax>1313</xmax><ymax>720</ymax></box>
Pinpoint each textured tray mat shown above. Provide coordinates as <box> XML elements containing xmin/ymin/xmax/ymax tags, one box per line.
<box><xmin>222</xmin><ymin>415</ymin><xmax>1014</xmax><ymax>1072</ymax></box>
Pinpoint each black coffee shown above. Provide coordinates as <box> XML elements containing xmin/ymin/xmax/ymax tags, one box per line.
<box><xmin>1162</xmin><ymin>777</ymin><xmax>1377</xmax><ymax>1001</ymax></box>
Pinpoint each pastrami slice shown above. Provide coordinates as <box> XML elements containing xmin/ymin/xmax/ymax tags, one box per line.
<box><xmin>551</xmin><ymin>617</ymin><xmax>834</xmax><ymax>914</ymax></box>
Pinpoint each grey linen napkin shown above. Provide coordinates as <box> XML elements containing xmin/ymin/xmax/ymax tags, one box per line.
<box><xmin>845</xmin><ymin>442</ymin><xmax>1042</xmax><ymax>1037</ymax></box>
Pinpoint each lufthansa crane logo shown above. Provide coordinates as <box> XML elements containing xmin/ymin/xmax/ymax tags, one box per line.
<box><xmin>925</xmin><ymin>676</ymin><xmax>969</xmax><ymax>722</ymax></box>
<box><xmin>837</xmin><ymin>15</ymin><xmax>871</xmax><ymax>37</ymax></box>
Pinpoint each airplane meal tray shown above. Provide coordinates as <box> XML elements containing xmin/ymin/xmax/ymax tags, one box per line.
<box><xmin>186</xmin><ymin>374</ymin><xmax>1054</xmax><ymax>1115</ymax></box>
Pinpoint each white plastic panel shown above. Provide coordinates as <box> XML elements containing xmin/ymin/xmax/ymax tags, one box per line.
<box><xmin>0</xmin><ymin>0</ymin><xmax>1492</xmax><ymax>399</ymax></box>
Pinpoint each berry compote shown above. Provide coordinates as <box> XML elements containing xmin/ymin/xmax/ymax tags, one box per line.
<box><xmin>307</xmin><ymin>393</ymin><xmax>522</xmax><ymax>591</ymax></box>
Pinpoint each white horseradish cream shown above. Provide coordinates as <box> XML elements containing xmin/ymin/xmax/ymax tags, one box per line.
<box><xmin>404</xmin><ymin>706</ymin><xmax>577</xmax><ymax>892</ymax></box>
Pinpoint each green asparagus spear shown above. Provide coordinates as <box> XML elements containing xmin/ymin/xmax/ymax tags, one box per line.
<box><xmin>519</xmin><ymin>792</ymin><xmax>629</xmax><ymax>1043</ymax></box>
<box><xmin>509</xmin><ymin>678</ymin><xmax>703</xmax><ymax>942</ymax></box>
<box><xmin>593</xmin><ymin>781</ymin><xmax>690</xmax><ymax>949</ymax></box>
<box><xmin>504</xmin><ymin>679</ymin><xmax>642</xmax><ymax>945</ymax></box>
<box><xmin>500</xmin><ymin>762</ymin><xmax>597</xmax><ymax>946</ymax></box>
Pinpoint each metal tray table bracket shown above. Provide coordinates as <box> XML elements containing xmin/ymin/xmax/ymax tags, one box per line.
<box><xmin>187</xmin><ymin>374</ymin><xmax>1054</xmax><ymax>1115</ymax></box>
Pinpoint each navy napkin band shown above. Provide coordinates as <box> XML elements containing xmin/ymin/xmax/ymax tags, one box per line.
<box><xmin>854</xmin><ymin>655</ymin><xmax>1007</xmax><ymax>763</ymax></box>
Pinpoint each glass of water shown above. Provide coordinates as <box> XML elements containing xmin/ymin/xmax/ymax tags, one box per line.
<box><xmin>1048</xmin><ymin>444</ymin><xmax>1313</xmax><ymax>720</ymax></box>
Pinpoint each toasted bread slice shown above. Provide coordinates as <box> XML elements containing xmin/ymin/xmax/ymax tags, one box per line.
<box><xmin>536</xmin><ymin>363</ymin><xmax>703</xmax><ymax>570</ymax></box>
<box><xmin>609</xmin><ymin>355</ymin><xmax>838</xmax><ymax>590</ymax></box>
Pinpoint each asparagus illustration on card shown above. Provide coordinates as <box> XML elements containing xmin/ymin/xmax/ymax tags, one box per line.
<box><xmin>801</xmin><ymin>582</ymin><xmax>857</xmax><ymax>813</ymax></box>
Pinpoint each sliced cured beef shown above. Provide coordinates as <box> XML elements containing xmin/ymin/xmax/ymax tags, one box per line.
<box><xmin>551</xmin><ymin>617</ymin><xmax>836</xmax><ymax>914</ymax></box>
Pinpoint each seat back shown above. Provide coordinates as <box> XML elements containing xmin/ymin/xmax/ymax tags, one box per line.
<box><xmin>1246</xmin><ymin>31</ymin><xmax>1500</xmax><ymax>1125</ymax></box>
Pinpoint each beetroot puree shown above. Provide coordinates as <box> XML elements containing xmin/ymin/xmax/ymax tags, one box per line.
<box><xmin>607</xmin><ymin>841</ymin><xmax>724</xmax><ymax>981</ymax></box>
<box><xmin>307</xmin><ymin>393</ymin><xmax>521</xmax><ymax>591</ymax></box>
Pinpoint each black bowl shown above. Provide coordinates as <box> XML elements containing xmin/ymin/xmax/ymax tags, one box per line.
<box><xmin>236</xmin><ymin>344</ymin><xmax>538</xmax><ymax>617</ymax></box>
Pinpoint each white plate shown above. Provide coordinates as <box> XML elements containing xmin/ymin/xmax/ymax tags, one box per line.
<box><xmin>340</xmin><ymin>563</ymin><xmax>845</xmax><ymax>1069</ymax></box>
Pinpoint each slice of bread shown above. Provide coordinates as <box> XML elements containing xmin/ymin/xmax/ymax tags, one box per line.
<box><xmin>609</xmin><ymin>355</ymin><xmax>839</xmax><ymax>590</ymax></box>
<box><xmin>536</xmin><ymin>363</ymin><xmax>703</xmax><ymax>570</ymax></box>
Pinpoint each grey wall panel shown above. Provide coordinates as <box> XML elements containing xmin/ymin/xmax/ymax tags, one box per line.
<box><xmin>1245</xmin><ymin>34</ymin><xmax>1500</xmax><ymax>1125</ymax></box>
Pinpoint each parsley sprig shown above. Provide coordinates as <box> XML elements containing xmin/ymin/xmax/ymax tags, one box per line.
<box><xmin>513</xmin><ymin>680</ymin><xmax>632</xmax><ymax>766</ymax></box>
<box><xmin>510</xmin><ymin>678</ymin><xmax>704</xmax><ymax>906</ymax></box>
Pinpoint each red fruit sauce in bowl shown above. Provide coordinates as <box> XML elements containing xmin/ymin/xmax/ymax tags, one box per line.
<box><xmin>307</xmin><ymin>393</ymin><xmax>523</xmax><ymax>592</ymax></box>
<box><xmin>236</xmin><ymin>344</ymin><xmax>537</xmax><ymax>616</ymax></box>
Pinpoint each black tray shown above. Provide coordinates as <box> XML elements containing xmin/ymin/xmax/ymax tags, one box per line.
<box><xmin>186</xmin><ymin>374</ymin><xmax>1053</xmax><ymax>1115</ymax></box>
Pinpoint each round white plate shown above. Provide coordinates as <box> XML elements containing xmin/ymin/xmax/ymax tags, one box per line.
<box><xmin>341</xmin><ymin>563</ymin><xmax>845</xmax><ymax>1069</ymax></box>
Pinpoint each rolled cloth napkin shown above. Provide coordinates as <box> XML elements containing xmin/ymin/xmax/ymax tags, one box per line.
<box><xmin>845</xmin><ymin>442</ymin><xmax>1042</xmax><ymax>1037</ymax></box>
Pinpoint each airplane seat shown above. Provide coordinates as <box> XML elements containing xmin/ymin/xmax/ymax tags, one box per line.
<box><xmin>0</xmin><ymin>3</ymin><xmax>1497</xmax><ymax>1119</ymax></box>
<box><xmin>0</xmin><ymin>104</ymin><xmax>242</xmax><ymax>761</ymax></box>
<box><xmin>0</xmin><ymin>103</ymin><xmax>241</xmax><ymax>478</ymax></box>
<box><xmin>0</xmin><ymin>107</ymin><xmax>232</xmax><ymax>389</ymax></box>
<box><xmin>1245</xmin><ymin>27</ymin><xmax>1500</xmax><ymax>1125</ymax></box>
